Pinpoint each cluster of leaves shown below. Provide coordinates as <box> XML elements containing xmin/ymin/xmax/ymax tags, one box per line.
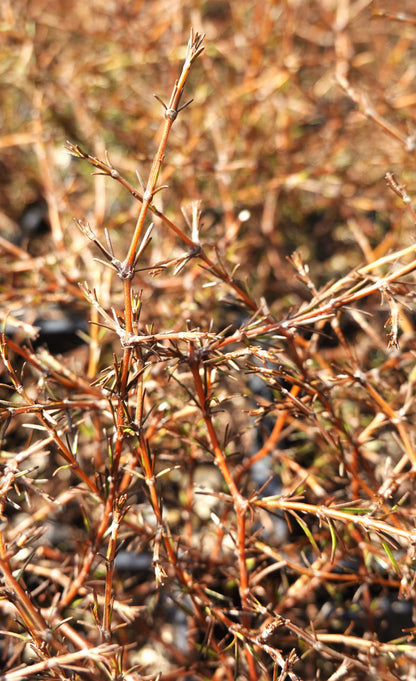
<box><xmin>1</xmin><ymin>2</ymin><xmax>416</xmax><ymax>680</ymax></box>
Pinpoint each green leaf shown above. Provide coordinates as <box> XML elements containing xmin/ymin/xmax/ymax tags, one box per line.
<box><xmin>380</xmin><ymin>539</ymin><xmax>401</xmax><ymax>576</ymax></box>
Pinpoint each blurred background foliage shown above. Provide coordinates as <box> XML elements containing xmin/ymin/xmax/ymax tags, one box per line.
<box><xmin>2</xmin><ymin>0</ymin><xmax>416</xmax><ymax>311</ymax></box>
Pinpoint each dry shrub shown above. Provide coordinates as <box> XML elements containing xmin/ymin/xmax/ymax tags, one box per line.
<box><xmin>1</xmin><ymin>2</ymin><xmax>416</xmax><ymax>680</ymax></box>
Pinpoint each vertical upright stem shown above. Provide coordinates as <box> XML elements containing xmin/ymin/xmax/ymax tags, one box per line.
<box><xmin>188</xmin><ymin>344</ymin><xmax>257</xmax><ymax>679</ymax></box>
<box><xmin>122</xmin><ymin>30</ymin><xmax>205</xmax><ymax>336</ymax></box>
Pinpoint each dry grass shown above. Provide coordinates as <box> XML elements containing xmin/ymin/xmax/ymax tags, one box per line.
<box><xmin>2</xmin><ymin>2</ymin><xmax>416</xmax><ymax>680</ymax></box>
